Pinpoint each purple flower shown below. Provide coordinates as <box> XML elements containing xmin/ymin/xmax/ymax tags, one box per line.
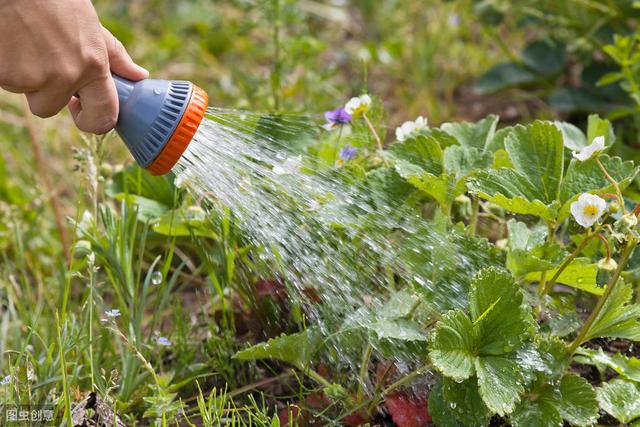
<box><xmin>323</xmin><ymin>108</ymin><xmax>352</xmax><ymax>130</ymax></box>
<box><xmin>0</xmin><ymin>375</ymin><xmax>11</xmax><ymax>385</ymax></box>
<box><xmin>338</xmin><ymin>145</ymin><xmax>358</xmax><ymax>161</ymax></box>
<box><xmin>156</xmin><ymin>336</ymin><xmax>171</xmax><ymax>347</ymax></box>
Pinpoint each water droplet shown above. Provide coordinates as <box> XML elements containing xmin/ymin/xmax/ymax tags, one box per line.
<box><xmin>153</xmin><ymin>88</ymin><xmax>161</xmax><ymax>95</ymax></box>
<box><xmin>151</xmin><ymin>271</ymin><xmax>163</xmax><ymax>285</ymax></box>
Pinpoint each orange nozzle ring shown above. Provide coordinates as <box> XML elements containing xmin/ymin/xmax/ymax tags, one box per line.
<box><xmin>147</xmin><ymin>85</ymin><xmax>208</xmax><ymax>176</ymax></box>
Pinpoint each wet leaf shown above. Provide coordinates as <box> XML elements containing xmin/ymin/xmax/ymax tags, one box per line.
<box><xmin>234</xmin><ymin>328</ymin><xmax>322</xmax><ymax>367</ymax></box>
<box><xmin>557</xmin><ymin>375</ymin><xmax>598</xmax><ymax>426</ymax></box>
<box><xmin>596</xmin><ymin>379</ymin><xmax>640</xmax><ymax>424</ymax></box>
<box><xmin>440</xmin><ymin>115</ymin><xmax>499</xmax><ymax>152</ymax></box>
<box><xmin>581</xmin><ymin>280</ymin><xmax>640</xmax><ymax>343</ymax></box>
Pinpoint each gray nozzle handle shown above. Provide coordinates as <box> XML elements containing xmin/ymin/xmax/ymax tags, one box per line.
<box><xmin>112</xmin><ymin>74</ymin><xmax>193</xmax><ymax>167</ymax></box>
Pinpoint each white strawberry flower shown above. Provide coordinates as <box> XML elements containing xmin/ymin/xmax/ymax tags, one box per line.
<box><xmin>395</xmin><ymin>116</ymin><xmax>428</xmax><ymax>142</ymax></box>
<box><xmin>344</xmin><ymin>94</ymin><xmax>372</xmax><ymax>117</ymax></box>
<box><xmin>570</xmin><ymin>193</ymin><xmax>606</xmax><ymax>228</ymax></box>
<box><xmin>572</xmin><ymin>136</ymin><xmax>606</xmax><ymax>161</ymax></box>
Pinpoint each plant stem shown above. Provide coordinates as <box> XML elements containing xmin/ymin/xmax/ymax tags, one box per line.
<box><xmin>303</xmin><ymin>366</ymin><xmax>334</xmax><ymax>389</ymax></box>
<box><xmin>357</xmin><ymin>344</ymin><xmax>372</xmax><ymax>402</ymax></box>
<box><xmin>596</xmin><ymin>157</ymin><xmax>624</xmax><ymax>212</ymax></box>
<box><xmin>381</xmin><ymin>363</ymin><xmax>431</xmax><ymax>396</ymax></box>
<box><xmin>468</xmin><ymin>197</ymin><xmax>479</xmax><ymax>236</ymax></box>
<box><xmin>362</xmin><ymin>112</ymin><xmax>384</xmax><ymax>152</ymax></box>
<box><xmin>56</xmin><ymin>312</ymin><xmax>73</xmax><ymax>427</ymax></box>
<box><xmin>568</xmin><ymin>240</ymin><xmax>636</xmax><ymax>355</ymax></box>
<box><xmin>539</xmin><ymin>232</ymin><xmax>598</xmax><ymax>297</ymax></box>
<box><xmin>536</xmin><ymin>222</ymin><xmax>557</xmax><ymax>296</ymax></box>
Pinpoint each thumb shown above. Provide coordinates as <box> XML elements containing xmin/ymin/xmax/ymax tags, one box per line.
<box><xmin>102</xmin><ymin>27</ymin><xmax>149</xmax><ymax>81</ymax></box>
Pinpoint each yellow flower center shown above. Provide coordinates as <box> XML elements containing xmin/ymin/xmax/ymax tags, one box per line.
<box><xmin>583</xmin><ymin>204</ymin><xmax>599</xmax><ymax>217</ymax></box>
<box><xmin>351</xmin><ymin>105</ymin><xmax>369</xmax><ymax>117</ymax></box>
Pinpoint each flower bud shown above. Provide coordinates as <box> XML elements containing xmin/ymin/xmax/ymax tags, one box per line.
<box><xmin>73</xmin><ymin>240</ymin><xmax>92</xmax><ymax>258</ymax></box>
<box><xmin>608</xmin><ymin>201</ymin><xmax>621</xmax><ymax>214</ymax></box>
<box><xmin>495</xmin><ymin>238</ymin><xmax>508</xmax><ymax>251</ymax></box>
<box><xmin>597</xmin><ymin>257</ymin><xmax>618</xmax><ymax>272</ymax></box>
<box><xmin>454</xmin><ymin>194</ymin><xmax>472</xmax><ymax>218</ymax></box>
<box><xmin>622</xmin><ymin>213</ymin><xmax>638</xmax><ymax>228</ymax></box>
<box><xmin>100</xmin><ymin>163</ymin><xmax>114</xmax><ymax>177</ymax></box>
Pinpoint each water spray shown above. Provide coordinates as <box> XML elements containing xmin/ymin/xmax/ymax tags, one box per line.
<box><xmin>113</xmin><ymin>75</ymin><xmax>208</xmax><ymax>176</ymax></box>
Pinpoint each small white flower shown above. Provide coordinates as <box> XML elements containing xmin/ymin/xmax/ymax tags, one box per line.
<box><xmin>570</xmin><ymin>193</ymin><xmax>606</xmax><ymax>228</ymax></box>
<box><xmin>597</xmin><ymin>258</ymin><xmax>618</xmax><ymax>272</ymax></box>
<box><xmin>395</xmin><ymin>116</ymin><xmax>428</xmax><ymax>142</ymax></box>
<box><xmin>104</xmin><ymin>309</ymin><xmax>121</xmax><ymax>319</ymax></box>
<box><xmin>344</xmin><ymin>94</ymin><xmax>372</xmax><ymax>117</ymax></box>
<box><xmin>572</xmin><ymin>136</ymin><xmax>606</xmax><ymax>161</ymax></box>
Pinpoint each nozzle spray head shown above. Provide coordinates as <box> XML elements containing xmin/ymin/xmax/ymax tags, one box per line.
<box><xmin>114</xmin><ymin>75</ymin><xmax>208</xmax><ymax>176</ymax></box>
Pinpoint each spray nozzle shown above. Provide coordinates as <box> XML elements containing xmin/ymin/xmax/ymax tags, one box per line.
<box><xmin>113</xmin><ymin>75</ymin><xmax>208</xmax><ymax>176</ymax></box>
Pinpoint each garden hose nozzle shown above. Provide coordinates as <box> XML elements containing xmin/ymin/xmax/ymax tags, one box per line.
<box><xmin>114</xmin><ymin>75</ymin><xmax>208</xmax><ymax>176</ymax></box>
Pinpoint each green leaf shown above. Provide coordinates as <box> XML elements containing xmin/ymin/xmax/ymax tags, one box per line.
<box><xmin>442</xmin><ymin>377</ymin><xmax>491</xmax><ymax>425</ymax></box>
<box><xmin>492</xmin><ymin>148</ymin><xmax>514</xmax><ymax>169</ymax></box>
<box><xmin>560</xmin><ymin>155</ymin><xmax>638</xmax><ymax>201</ymax></box>
<box><xmin>378</xmin><ymin>288</ymin><xmax>421</xmax><ymax>319</ymax></box>
<box><xmin>525</xmin><ymin>258</ymin><xmax>602</xmax><ymax>295</ymax></box>
<box><xmin>554</xmin><ymin>121</ymin><xmax>587</xmax><ymax>151</ymax></box>
<box><xmin>443</xmin><ymin>145</ymin><xmax>493</xmax><ymax>179</ymax></box>
<box><xmin>387</xmin><ymin>135</ymin><xmax>443</xmax><ymax>175</ymax></box>
<box><xmin>505</xmin><ymin>122</ymin><xmax>564</xmax><ymax>204</ymax></box>
<box><xmin>468</xmin><ymin>169</ymin><xmax>559</xmax><ymax>220</ymax></box>
<box><xmin>429</xmin><ymin>310</ymin><xmax>476</xmax><ymax>381</ymax></box>
<box><xmin>574</xmin><ymin>347</ymin><xmax>640</xmax><ymax>382</ymax></box>
<box><xmin>469</xmin><ymin>268</ymin><xmax>531</xmax><ymax>355</ymax></box>
<box><xmin>510</xmin><ymin>388</ymin><xmax>562</xmax><ymax>427</ymax></box>
<box><xmin>583</xmin><ymin>280</ymin><xmax>640</xmax><ymax>343</ymax></box>
<box><xmin>507</xmin><ymin>219</ymin><xmax>547</xmax><ymax>252</ymax></box>
<box><xmin>476</xmin><ymin>356</ymin><xmax>524</xmax><ymax>415</ymax></box>
<box><xmin>469</xmin><ymin>121</ymin><xmax>566</xmax><ymax>221</ymax></box>
<box><xmin>428</xmin><ymin>380</ymin><xmax>466</xmax><ymax>427</ymax></box>
<box><xmin>596</xmin><ymin>379</ymin><xmax>640</xmax><ymax>424</ymax></box>
<box><xmin>115</xmin><ymin>194</ymin><xmax>170</xmax><ymax>223</ymax></box>
<box><xmin>365</xmin><ymin>167</ymin><xmax>416</xmax><ymax>210</ymax></box>
<box><xmin>557</xmin><ymin>375</ymin><xmax>598</xmax><ymax>426</ymax></box>
<box><xmin>400</xmin><ymin>168</ymin><xmax>464</xmax><ymax>209</ymax></box>
<box><xmin>506</xmin><ymin>220</ymin><xmax>565</xmax><ymax>278</ymax></box>
<box><xmin>370</xmin><ymin>318</ymin><xmax>427</xmax><ymax>341</ymax></box>
<box><xmin>107</xmin><ymin>164</ymin><xmax>178</xmax><ymax>208</ymax></box>
<box><xmin>153</xmin><ymin>209</ymin><xmax>219</xmax><ymax>239</ymax></box>
<box><xmin>487</xmin><ymin>126</ymin><xmax>514</xmax><ymax>153</ymax></box>
<box><xmin>234</xmin><ymin>328</ymin><xmax>322</xmax><ymax>367</ymax></box>
<box><xmin>441</xmin><ymin>115</ymin><xmax>499</xmax><ymax>152</ymax></box>
<box><xmin>511</xmin><ymin>374</ymin><xmax>597</xmax><ymax>427</ymax></box>
<box><xmin>587</xmin><ymin>114</ymin><xmax>616</xmax><ymax>148</ymax></box>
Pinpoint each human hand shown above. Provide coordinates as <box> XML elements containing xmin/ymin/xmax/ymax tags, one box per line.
<box><xmin>0</xmin><ymin>0</ymin><xmax>148</xmax><ymax>134</ymax></box>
